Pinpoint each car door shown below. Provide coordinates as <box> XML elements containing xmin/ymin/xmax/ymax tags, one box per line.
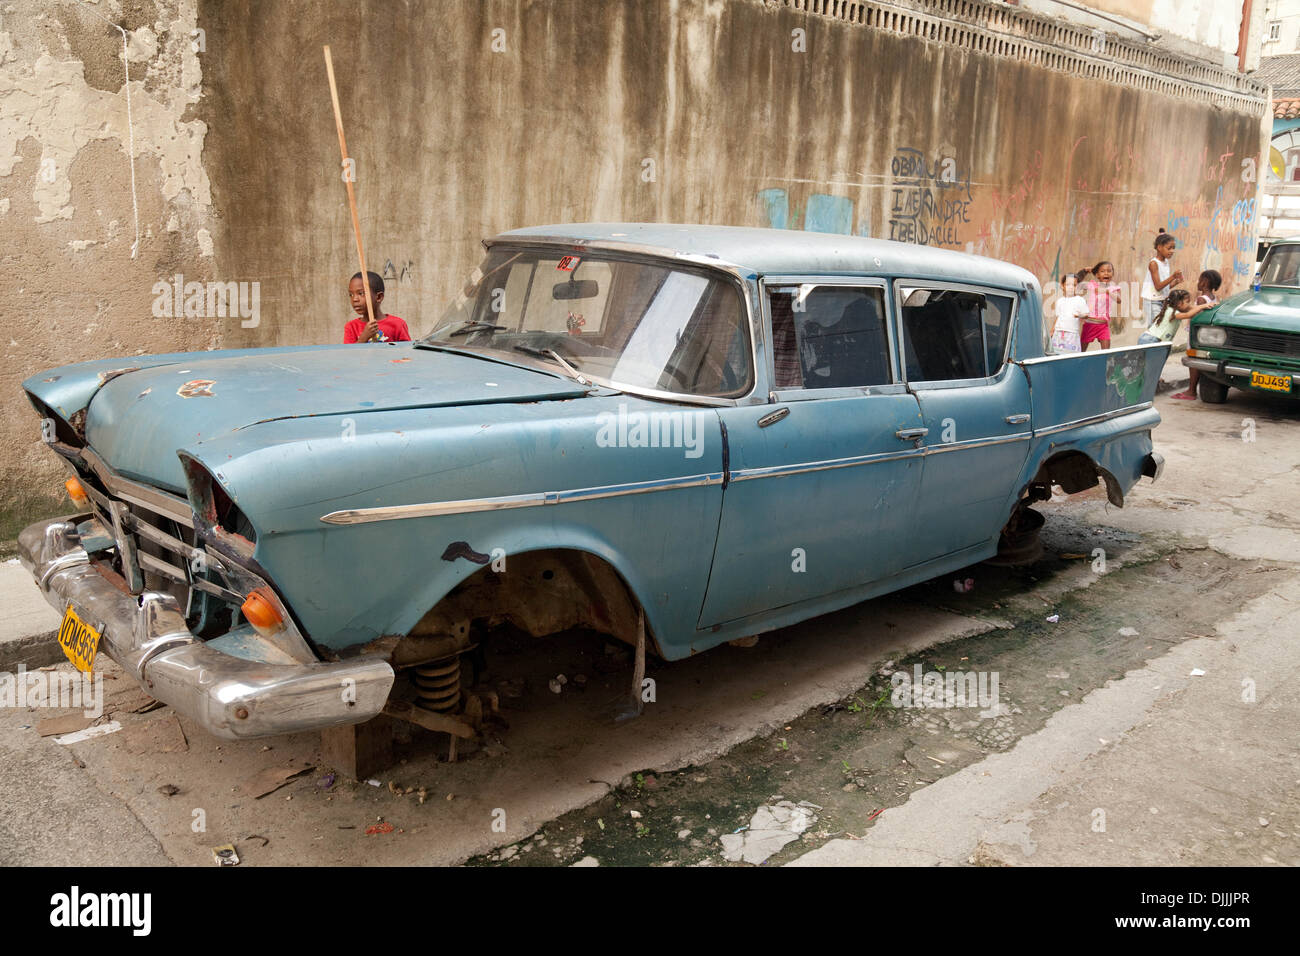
<box><xmin>698</xmin><ymin>278</ymin><xmax>926</xmax><ymax>628</ymax></box>
<box><xmin>894</xmin><ymin>281</ymin><xmax>1033</xmax><ymax>564</ymax></box>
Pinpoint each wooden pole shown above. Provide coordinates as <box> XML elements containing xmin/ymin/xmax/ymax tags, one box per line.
<box><xmin>323</xmin><ymin>45</ymin><xmax>377</xmax><ymax>340</ymax></box>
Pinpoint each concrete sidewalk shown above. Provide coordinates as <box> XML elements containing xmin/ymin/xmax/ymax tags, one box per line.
<box><xmin>0</xmin><ymin>558</ymin><xmax>64</xmax><ymax>670</ymax></box>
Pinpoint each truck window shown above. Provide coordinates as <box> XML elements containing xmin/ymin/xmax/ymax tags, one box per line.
<box><xmin>898</xmin><ymin>286</ymin><xmax>1015</xmax><ymax>382</ymax></box>
<box><xmin>1258</xmin><ymin>244</ymin><xmax>1300</xmax><ymax>288</ymax></box>
<box><xmin>769</xmin><ymin>286</ymin><xmax>892</xmax><ymax>389</ymax></box>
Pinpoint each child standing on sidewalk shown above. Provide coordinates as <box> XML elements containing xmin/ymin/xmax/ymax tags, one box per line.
<box><xmin>1050</xmin><ymin>269</ymin><xmax>1090</xmax><ymax>353</ymax></box>
<box><xmin>1082</xmin><ymin>261</ymin><xmax>1121</xmax><ymax>350</ymax></box>
<box><xmin>1172</xmin><ymin>269</ymin><xmax>1223</xmax><ymax>401</ymax></box>
<box><xmin>1140</xmin><ymin>232</ymin><xmax>1182</xmax><ymax>331</ymax></box>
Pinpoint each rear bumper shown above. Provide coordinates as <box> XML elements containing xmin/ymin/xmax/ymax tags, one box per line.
<box><xmin>17</xmin><ymin>516</ymin><xmax>394</xmax><ymax>740</ymax></box>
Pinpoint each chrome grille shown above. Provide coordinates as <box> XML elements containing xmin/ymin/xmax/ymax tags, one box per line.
<box><xmin>81</xmin><ymin>482</ymin><xmax>193</xmax><ymax>607</ymax></box>
<box><xmin>75</xmin><ymin>455</ymin><xmax>243</xmax><ymax>610</ymax></box>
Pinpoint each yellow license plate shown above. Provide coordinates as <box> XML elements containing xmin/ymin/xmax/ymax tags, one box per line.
<box><xmin>57</xmin><ymin>604</ymin><xmax>102</xmax><ymax>673</ymax></box>
<box><xmin>1250</xmin><ymin>371</ymin><xmax>1292</xmax><ymax>393</ymax></box>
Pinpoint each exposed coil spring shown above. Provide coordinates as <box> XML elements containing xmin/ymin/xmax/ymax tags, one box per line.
<box><xmin>412</xmin><ymin>657</ymin><xmax>461</xmax><ymax>713</ymax></box>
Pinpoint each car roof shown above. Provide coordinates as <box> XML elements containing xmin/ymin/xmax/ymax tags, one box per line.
<box><xmin>493</xmin><ymin>223</ymin><xmax>1036</xmax><ymax>289</ymax></box>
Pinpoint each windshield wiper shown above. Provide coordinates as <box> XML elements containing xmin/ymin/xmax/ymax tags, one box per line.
<box><xmin>513</xmin><ymin>344</ymin><xmax>591</xmax><ymax>386</ymax></box>
<box><xmin>448</xmin><ymin>322</ymin><xmax>507</xmax><ymax>337</ymax></box>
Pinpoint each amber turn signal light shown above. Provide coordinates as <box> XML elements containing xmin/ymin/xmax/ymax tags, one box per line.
<box><xmin>241</xmin><ymin>587</ymin><xmax>284</xmax><ymax>636</ymax></box>
<box><xmin>65</xmin><ymin>477</ymin><xmax>89</xmax><ymax>507</ymax></box>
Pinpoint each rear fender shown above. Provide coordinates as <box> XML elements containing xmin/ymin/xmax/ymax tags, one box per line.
<box><xmin>1018</xmin><ymin>405</ymin><xmax>1161</xmax><ymax>508</ymax></box>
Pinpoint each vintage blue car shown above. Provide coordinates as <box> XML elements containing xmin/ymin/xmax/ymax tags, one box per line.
<box><xmin>19</xmin><ymin>224</ymin><xmax>1167</xmax><ymax>746</ymax></box>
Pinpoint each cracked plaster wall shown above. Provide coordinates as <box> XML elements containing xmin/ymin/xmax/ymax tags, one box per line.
<box><xmin>0</xmin><ymin>0</ymin><xmax>220</xmax><ymax>533</ymax></box>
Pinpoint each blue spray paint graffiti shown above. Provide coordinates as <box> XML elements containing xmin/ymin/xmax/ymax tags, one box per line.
<box><xmin>755</xmin><ymin>188</ymin><xmax>870</xmax><ymax>236</ymax></box>
<box><xmin>1206</xmin><ymin>186</ymin><xmax>1258</xmax><ymax>279</ymax></box>
<box><xmin>757</xmin><ymin>188</ymin><xmax>789</xmax><ymax>230</ymax></box>
<box><xmin>1165</xmin><ymin>211</ymin><xmax>1189</xmax><ymax>243</ymax></box>
<box><xmin>805</xmin><ymin>194</ymin><xmax>855</xmax><ymax>235</ymax></box>
<box><xmin>1230</xmin><ymin>198</ymin><xmax>1256</xmax><ymax>278</ymax></box>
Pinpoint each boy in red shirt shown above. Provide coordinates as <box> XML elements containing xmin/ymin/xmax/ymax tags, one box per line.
<box><xmin>343</xmin><ymin>271</ymin><xmax>411</xmax><ymax>343</ymax></box>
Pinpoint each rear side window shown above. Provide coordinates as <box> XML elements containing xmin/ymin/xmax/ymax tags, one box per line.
<box><xmin>769</xmin><ymin>286</ymin><xmax>892</xmax><ymax>389</ymax></box>
<box><xmin>898</xmin><ymin>286</ymin><xmax>1015</xmax><ymax>383</ymax></box>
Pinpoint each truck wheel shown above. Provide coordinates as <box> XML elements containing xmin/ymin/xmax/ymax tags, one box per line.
<box><xmin>1198</xmin><ymin>378</ymin><xmax>1229</xmax><ymax>404</ymax></box>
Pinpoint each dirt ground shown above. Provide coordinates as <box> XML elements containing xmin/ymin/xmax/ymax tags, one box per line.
<box><xmin>470</xmin><ymin>538</ymin><xmax>1282</xmax><ymax>866</ymax></box>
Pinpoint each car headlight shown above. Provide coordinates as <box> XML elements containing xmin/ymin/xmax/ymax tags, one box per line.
<box><xmin>1197</xmin><ymin>326</ymin><xmax>1227</xmax><ymax>347</ymax></box>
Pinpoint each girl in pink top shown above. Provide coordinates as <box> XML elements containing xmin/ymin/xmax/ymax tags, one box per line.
<box><xmin>1082</xmin><ymin>260</ymin><xmax>1121</xmax><ymax>350</ymax></box>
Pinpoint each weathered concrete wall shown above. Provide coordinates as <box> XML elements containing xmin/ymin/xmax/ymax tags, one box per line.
<box><xmin>0</xmin><ymin>0</ymin><xmax>217</xmax><ymax>538</ymax></box>
<box><xmin>202</xmin><ymin>0</ymin><xmax>1266</xmax><ymax>348</ymax></box>
<box><xmin>0</xmin><ymin>0</ymin><xmax>1270</xmax><ymax>534</ymax></box>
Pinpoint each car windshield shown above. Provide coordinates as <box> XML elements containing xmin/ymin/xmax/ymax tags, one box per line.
<box><xmin>1258</xmin><ymin>244</ymin><xmax>1300</xmax><ymax>288</ymax></box>
<box><xmin>418</xmin><ymin>247</ymin><xmax>753</xmax><ymax>398</ymax></box>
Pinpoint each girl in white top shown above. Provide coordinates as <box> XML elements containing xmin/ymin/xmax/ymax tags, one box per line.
<box><xmin>1140</xmin><ymin>232</ymin><xmax>1182</xmax><ymax>329</ymax></box>
<box><xmin>1050</xmin><ymin>271</ymin><xmax>1089</xmax><ymax>353</ymax></box>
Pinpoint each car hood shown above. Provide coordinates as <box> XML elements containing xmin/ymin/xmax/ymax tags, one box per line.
<box><xmin>1208</xmin><ymin>289</ymin><xmax>1300</xmax><ymax>333</ymax></box>
<box><xmin>61</xmin><ymin>344</ymin><xmax>589</xmax><ymax>492</ymax></box>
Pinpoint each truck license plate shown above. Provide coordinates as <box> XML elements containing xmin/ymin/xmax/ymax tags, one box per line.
<box><xmin>1250</xmin><ymin>371</ymin><xmax>1292</xmax><ymax>393</ymax></box>
<box><xmin>57</xmin><ymin>604</ymin><xmax>102</xmax><ymax>673</ymax></box>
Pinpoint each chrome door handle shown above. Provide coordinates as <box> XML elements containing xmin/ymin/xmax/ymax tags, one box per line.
<box><xmin>758</xmin><ymin>407</ymin><xmax>790</xmax><ymax>428</ymax></box>
<box><xmin>895</xmin><ymin>427</ymin><xmax>929</xmax><ymax>441</ymax></box>
<box><xmin>1004</xmin><ymin>413</ymin><xmax>1031</xmax><ymax>425</ymax></box>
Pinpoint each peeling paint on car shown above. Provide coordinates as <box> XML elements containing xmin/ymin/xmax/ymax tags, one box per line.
<box><xmin>177</xmin><ymin>379</ymin><xmax>217</xmax><ymax>398</ymax></box>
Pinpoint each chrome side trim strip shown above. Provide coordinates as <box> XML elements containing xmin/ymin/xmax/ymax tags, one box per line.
<box><xmin>1034</xmin><ymin>402</ymin><xmax>1154</xmax><ymax>438</ymax></box>
<box><xmin>322</xmin><ymin>428</ymin><xmax>1043</xmax><ymax>524</ymax></box>
<box><xmin>320</xmin><ymin>472</ymin><xmax>725</xmax><ymax>525</ymax></box>
<box><xmin>925</xmin><ymin>432</ymin><xmax>1033</xmax><ymax>454</ymax></box>
<box><xmin>320</xmin><ymin>405</ymin><xmax>1144</xmax><ymax>527</ymax></box>
<box><xmin>731</xmin><ymin>447</ymin><xmax>926</xmax><ymax>482</ymax></box>
<box><xmin>731</xmin><ymin>430</ymin><xmax>1032</xmax><ymax>481</ymax></box>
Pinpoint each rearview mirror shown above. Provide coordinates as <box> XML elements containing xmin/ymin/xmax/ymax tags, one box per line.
<box><xmin>553</xmin><ymin>279</ymin><xmax>600</xmax><ymax>300</ymax></box>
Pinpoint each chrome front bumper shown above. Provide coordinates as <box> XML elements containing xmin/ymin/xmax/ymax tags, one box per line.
<box><xmin>1182</xmin><ymin>356</ymin><xmax>1299</xmax><ymax>388</ymax></box>
<box><xmin>18</xmin><ymin>516</ymin><xmax>395</xmax><ymax>740</ymax></box>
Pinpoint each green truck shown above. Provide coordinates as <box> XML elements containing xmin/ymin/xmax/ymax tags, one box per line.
<box><xmin>1183</xmin><ymin>238</ymin><xmax>1300</xmax><ymax>403</ymax></box>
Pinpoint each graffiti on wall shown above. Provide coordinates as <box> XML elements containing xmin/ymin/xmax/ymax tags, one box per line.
<box><xmin>748</xmin><ymin>131</ymin><xmax>1260</xmax><ymax>337</ymax></box>
<box><xmin>887</xmin><ymin>147</ymin><xmax>972</xmax><ymax>248</ymax></box>
<box><xmin>382</xmin><ymin>258</ymin><xmax>416</xmax><ymax>284</ymax></box>
<box><xmin>1218</xmin><ymin>195</ymin><xmax>1257</xmax><ymax>279</ymax></box>
<box><xmin>978</xmin><ymin>149</ymin><xmax>1057</xmax><ymax>275</ymax></box>
<box><xmin>755</xmin><ymin>188</ymin><xmax>869</xmax><ymax>236</ymax></box>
